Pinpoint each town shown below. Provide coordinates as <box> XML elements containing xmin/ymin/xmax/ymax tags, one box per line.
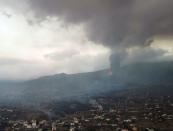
<box><xmin>0</xmin><ymin>86</ymin><xmax>173</xmax><ymax>131</ymax></box>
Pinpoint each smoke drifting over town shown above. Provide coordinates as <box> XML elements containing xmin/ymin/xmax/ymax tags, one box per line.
<box><xmin>1</xmin><ymin>2</ymin><xmax>173</xmax><ymax>129</ymax></box>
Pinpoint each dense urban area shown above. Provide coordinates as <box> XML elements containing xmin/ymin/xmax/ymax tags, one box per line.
<box><xmin>0</xmin><ymin>86</ymin><xmax>173</xmax><ymax>131</ymax></box>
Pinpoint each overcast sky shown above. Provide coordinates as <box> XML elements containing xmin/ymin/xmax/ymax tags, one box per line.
<box><xmin>0</xmin><ymin>0</ymin><xmax>173</xmax><ymax>80</ymax></box>
<box><xmin>0</xmin><ymin>0</ymin><xmax>111</xmax><ymax>80</ymax></box>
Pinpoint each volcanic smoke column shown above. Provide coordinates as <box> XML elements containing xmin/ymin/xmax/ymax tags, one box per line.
<box><xmin>109</xmin><ymin>50</ymin><xmax>127</xmax><ymax>78</ymax></box>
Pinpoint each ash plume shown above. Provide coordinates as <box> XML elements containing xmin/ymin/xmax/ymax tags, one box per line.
<box><xmin>27</xmin><ymin>0</ymin><xmax>173</xmax><ymax>66</ymax></box>
<box><xmin>28</xmin><ymin>0</ymin><xmax>173</xmax><ymax>48</ymax></box>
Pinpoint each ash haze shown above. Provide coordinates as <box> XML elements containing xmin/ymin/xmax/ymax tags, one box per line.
<box><xmin>0</xmin><ymin>0</ymin><xmax>173</xmax><ymax>80</ymax></box>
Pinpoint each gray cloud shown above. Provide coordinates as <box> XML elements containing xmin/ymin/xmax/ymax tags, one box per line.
<box><xmin>0</xmin><ymin>58</ymin><xmax>27</xmax><ymax>66</ymax></box>
<box><xmin>45</xmin><ymin>49</ymin><xmax>78</xmax><ymax>61</ymax></box>
<box><xmin>124</xmin><ymin>48</ymin><xmax>167</xmax><ymax>64</ymax></box>
<box><xmin>0</xmin><ymin>10</ymin><xmax>12</xmax><ymax>18</ymax></box>
<box><xmin>28</xmin><ymin>0</ymin><xmax>173</xmax><ymax>48</ymax></box>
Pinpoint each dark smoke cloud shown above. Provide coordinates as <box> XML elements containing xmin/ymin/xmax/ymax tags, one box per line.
<box><xmin>28</xmin><ymin>0</ymin><xmax>173</xmax><ymax>48</ymax></box>
<box><xmin>27</xmin><ymin>0</ymin><xmax>173</xmax><ymax>70</ymax></box>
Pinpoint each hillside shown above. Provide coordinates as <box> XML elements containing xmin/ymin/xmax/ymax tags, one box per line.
<box><xmin>1</xmin><ymin>61</ymin><xmax>173</xmax><ymax>106</ymax></box>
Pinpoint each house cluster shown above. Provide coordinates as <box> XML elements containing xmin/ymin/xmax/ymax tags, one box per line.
<box><xmin>3</xmin><ymin>96</ymin><xmax>173</xmax><ymax>131</ymax></box>
<box><xmin>0</xmin><ymin>87</ymin><xmax>173</xmax><ymax>131</ymax></box>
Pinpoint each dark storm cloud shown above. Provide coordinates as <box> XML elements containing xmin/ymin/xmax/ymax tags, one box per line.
<box><xmin>28</xmin><ymin>0</ymin><xmax>173</xmax><ymax>48</ymax></box>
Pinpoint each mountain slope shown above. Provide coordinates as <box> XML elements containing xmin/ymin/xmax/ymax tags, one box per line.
<box><xmin>21</xmin><ymin>70</ymin><xmax>116</xmax><ymax>104</ymax></box>
<box><xmin>1</xmin><ymin>61</ymin><xmax>173</xmax><ymax>106</ymax></box>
